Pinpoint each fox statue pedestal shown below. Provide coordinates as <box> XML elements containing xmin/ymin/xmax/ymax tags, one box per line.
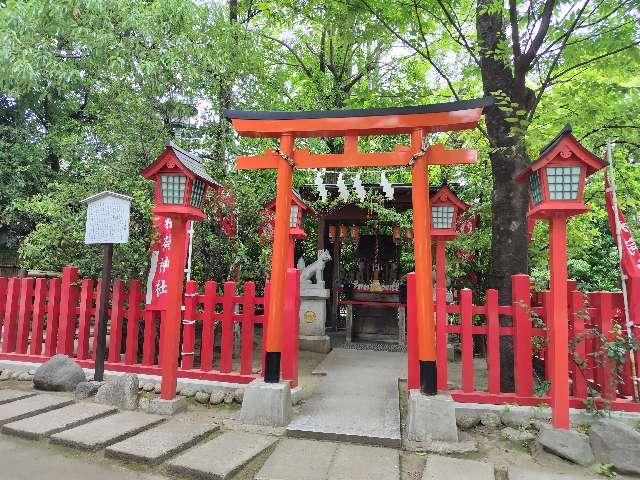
<box><xmin>298</xmin><ymin>251</ymin><xmax>331</xmax><ymax>354</ymax></box>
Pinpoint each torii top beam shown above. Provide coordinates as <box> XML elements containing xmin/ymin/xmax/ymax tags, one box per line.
<box><xmin>223</xmin><ymin>97</ymin><xmax>492</xmax><ymax>170</ymax></box>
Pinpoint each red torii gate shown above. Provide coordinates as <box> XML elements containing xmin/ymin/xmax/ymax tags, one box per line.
<box><xmin>224</xmin><ymin>98</ymin><xmax>491</xmax><ymax>395</ymax></box>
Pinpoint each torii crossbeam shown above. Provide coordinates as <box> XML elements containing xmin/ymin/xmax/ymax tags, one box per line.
<box><xmin>224</xmin><ymin>97</ymin><xmax>491</xmax><ymax>395</ymax></box>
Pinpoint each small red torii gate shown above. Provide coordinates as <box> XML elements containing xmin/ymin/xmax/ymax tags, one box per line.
<box><xmin>224</xmin><ymin>99</ymin><xmax>491</xmax><ymax>395</ymax></box>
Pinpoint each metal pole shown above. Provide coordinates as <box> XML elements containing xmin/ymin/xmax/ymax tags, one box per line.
<box><xmin>607</xmin><ymin>142</ymin><xmax>639</xmax><ymax>401</ymax></box>
<box><xmin>185</xmin><ymin>221</ymin><xmax>194</xmax><ymax>282</ymax></box>
<box><xmin>94</xmin><ymin>243</ymin><xmax>113</xmax><ymax>382</ymax></box>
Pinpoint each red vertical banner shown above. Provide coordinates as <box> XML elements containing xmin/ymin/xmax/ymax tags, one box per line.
<box><xmin>145</xmin><ymin>216</ymin><xmax>192</xmax><ymax>311</ymax></box>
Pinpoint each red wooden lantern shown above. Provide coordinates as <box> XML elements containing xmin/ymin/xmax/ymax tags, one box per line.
<box><xmin>516</xmin><ymin>125</ymin><xmax>607</xmax><ymax>430</ymax></box>
<box><xmin>328</xmin><ymin>225</ymin><xmax>337</xmax><ymax>243</ymax></box>
<box><xmin>141</xmin><ymin>141</ymin><xmax>220</xmax><ymax>221</ymax></box>
<box><xmin>141</xmin><ymin>141</ymin><xmax>220</xmax><ymax>402</ymax></box>
<box><xmin>430</xmin><ymin>185</ymin><xmax>469</xmax><ymax>241</ymax></box>
<box><xmin>515</xmin><ymin>125</ymin><xmax>607</xmax><ymax>220</ymax></box>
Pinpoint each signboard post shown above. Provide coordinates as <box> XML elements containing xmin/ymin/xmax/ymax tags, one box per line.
<box><xmin>82</xmin><ymin>191</ymin><xmax>132</xmax><ymax>381</ymax></box>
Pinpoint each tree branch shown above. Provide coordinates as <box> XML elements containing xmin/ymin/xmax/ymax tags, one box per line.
<box><xmin>260</xmin><ymin>33</ymin><xmax>315</xmax><ymax>79</ymax></box>
<box><xmin>518</xmin><ymin>0</ymin><xmax>556</xmax><ymax>71</ymax></box>
<box><xmin>508</xmin><ymin>0</ymin><xmax>521</xmax><ymax>59</ymax></box>
<box><xmin>550</xmin><ymin>41</ymin><xmax>640</xmax><ymax>82</ymax></box>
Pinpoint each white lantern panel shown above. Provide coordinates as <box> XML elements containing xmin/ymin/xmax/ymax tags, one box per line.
<box><xmin>289</xmin><ymin>205</ymin><xmax>299</xmax><ymax>228</ymax></box>
<box><xmin>161</xmin><ymin>175</ymin><xmax>186</xmax><ymax>204</ymax></box>
<box><xmin>546</xmin><ymin>166</ymin><xmax>581</xmax><ymax>200</ymax></box>
<box><xmin>432</xmin><ymin>205</ymin><xmax>455</xmax><ymax>229</ymax></box>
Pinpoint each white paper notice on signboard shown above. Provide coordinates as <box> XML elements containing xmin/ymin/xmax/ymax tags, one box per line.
<box><xmin>82</xmin><ymin>191</ymin><xmax>133</xmax><ymax>245</ymax></box>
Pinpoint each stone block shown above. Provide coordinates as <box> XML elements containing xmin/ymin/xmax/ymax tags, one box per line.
<box><xmin>2</xmin><ymin>402</ymin><xmax>117</xmax><ymax>439</ymax></box>
<box><xmin>480</xmin><ymin>412</ymin><xmax>502</xmax><ymax>428</ymax></box>
<box><xmin>422</xmin><ymin>455</ymin><xmax>494</xmax><ymax>480</ymax></box>
<box><xmin>299</xmin><ymin>335</ymin><xmax>331</xmax><ymax>353</ymax></box>
<box><xmin>50</xmin><ymin>411</ymin><xmax>164</xmax><ymax>451</ymax></box>
<box><xmin>500</xmin><ymin>426</ymin><xmax>535</xmax><ymax>445</ymax></box>
<box><xmin>148</xmin><ymin>397</ymin><xmax>187</xmax><ymax>416</ymax></box>
<box><xmin>194</xmin><ymin>391</ymin><xmax>210</xmax><ymax>404</ymax></box>
<box><xmin>508</xmin><ymin>466</ymin><xmax>580</xmax><ymax>480</ymax></box>
<box><xmin>589</xmin><ymin>418</ymin><xmax>640</xmax><ymax>475</ymax></box>
<box><xmin>537</xmin><ymin>427</ymin><xmax>594</xmax><ymax>466</ymax></box>
<box><xmin>255</xmin><ymin>438</ymin><xmax>334</xmax><ymax>480</ymax></box>
<box><xmin>407</xmin><ymin>391</ymin><xmax>458</xmax><ymax>443</ymax></box>
<box><xmin>75</xmin><ymin>380</ymin><xmax>103</xmax><ymax>400</ymax></box>
<box><xmin>0</xmin><ymin>389</ymin><xmax>36</xmax><ymax>405</ymax></box>
<box><xmin>95</xmin><ymin>373</ymin><xmax>138</xmax><ymax>410</ymax></box>
<box><xmin>240</xmin><ymin>380</ymin><xmax>292</xmax><ymax>427</ymax></box>
<box><xmin>105</xmin><ymin>417</ymin><xmax>218</xmax><ymax>464</ymax></box>
<box><xmin>330</xmin><ymin>443</ymin><xmax>399</xmax><ymax>480</ymax></box>
<box><xmin>33</xmin><ymin>355</ymin><xmax>86</xmax><ymax>392</ymax></box>
<box><xmin>167</xmin><ymin>431</ymin><xmax>278</xmax><ymax>480</ymax></box>
<box><xmin>0</xmin><ymin>394</ymin><xmax>73</xmax><ymax>425</ymax></box>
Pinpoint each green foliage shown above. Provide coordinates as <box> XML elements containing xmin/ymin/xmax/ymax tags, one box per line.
<box><xmin>597</xmin><ymin>463</ymin><xmax>617</xmax><ymax>478</ymax></box>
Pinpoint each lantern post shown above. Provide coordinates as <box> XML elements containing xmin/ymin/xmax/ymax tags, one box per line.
<box><xmin>516</xmin><ymin>125</ymin><xmax>607</xmax><ymax>428</ymax></box>
<box><xmin>141</xmin><ymin>141</ymin><xmax>219</xmax><ymax>408</ymax></box>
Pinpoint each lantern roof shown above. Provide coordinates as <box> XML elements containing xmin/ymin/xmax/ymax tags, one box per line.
<box><xmin>265</xmin><ymin>189</ymin><xmax>316</xmax><ymax>215</ymax></box>
<box><xmin>515</xmin><ymin>125</ymin><xmax>608</xmax><ymax>182</ymax></box>
<box><xmin>430</xmin><ymin>184</ymin><xmax>469</xmax><ymax>211</ymax></box>
<box><xmin>141</xmin><ymin>141</ymin><xmax>220</xmax><ymax>188</ymax></box>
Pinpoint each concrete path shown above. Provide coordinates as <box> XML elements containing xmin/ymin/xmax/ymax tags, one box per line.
<box><xmin>0</xmin><ymin>435</ymin><xmax>167</xmax><ymax>480</ymax></box>
<box><xmin>167</xmin><ymin>431</ymin><xmax>278</xmax><ymax>480</ymax></box>
<box><xmin>422</xmin><ymin>455</ymin><xmax>494</xmax><ymax>480</ymax></box>
<box><xmin>256</xmin><ymin>438</ymin><xmax>399</xmax><ymax>480</ymax></box>
<box><xmin>105</xmin><ymin>415</ymin><xmax>219</xmax><ymax>464</ymax></box>
<box><xmin>0</xmin><ymin>393</ymin><xmax>73</xmax><ymax>425</ymax></box>
<box><xmin>2</xmin><ymin>402</ymin><xmax>117</xmax><ymax>439</ymax></box>
<box><xmin>287</xmin><ymin>348</ymin><xmax>405</xmax><ymax>447</ymax></box>
<box><xmin>0</xmin><ymin>389</ymin><xmax>35</xmax><ymax>404</ymax></box>
<box><xmin>50</xmin><ymin>411</ymin><xmax>164</xmax><ymax>451</ymax></box>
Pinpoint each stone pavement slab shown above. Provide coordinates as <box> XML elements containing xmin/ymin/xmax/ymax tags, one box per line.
<box><xmin>508</xmin><ymin>467</ymin><xmax>580</xmax><ymax>480</ymax></box>
<box><xmin>255</xmin><ymin>438</ymin><xmax>399</xmax><ymax>480</ymax></box>
<box><xmin>287</xmin><ymin>348</ymin><xmax>404</xmax><ymax>447</ymax></box>
<box><xmin>330</xmin><ymin>443</ymin><xmax>399</xmax><ymax>480</ymax></box>
<box><xmin>105</xmin><ymin>415</ymin><xmax>219</xmax><ymax>464</ymax></box>
<box><xmin>0</xmin><ymin>389</ymin><xmax>36</xmax><ymax>405</ymax></box>
<box><xmin>50</xmin><ymin>411</ymin><xmax>164</xmax><ymax>451</ymax></box>
<box><xmin>422</xmin><ymin>455</ymin><xmax>494</xmax><ymax>480</ymax></box>
<box><xmin>255</xmin><ymin>438</ymin><xmax>334</xmax><ymax>480</ymax></box>
<box><xmin>0</xmin><ymin>394</ymin><xmax>73</xmax><ymax>425</ymax></box>
<box><xmin>167</xmin><ymin>431</ymin><xmax>278</xmax><ymax>480</ymax></box>
<box><xmin>2</xmin><ymin>402</ymin><xmax>117</xmax><ymax>439</ymax></box>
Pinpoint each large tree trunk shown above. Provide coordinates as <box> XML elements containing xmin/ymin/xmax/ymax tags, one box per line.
<box><xmin>477</xmin><ymin>0</ymin><xmax>531</xmax><ymax>391</ymax></box>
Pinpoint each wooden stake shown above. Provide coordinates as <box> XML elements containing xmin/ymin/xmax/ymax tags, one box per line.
<box><xmin>94</xmin><ymin>243</ymin><xmax>113</xmax><ymax>382</ymax></box>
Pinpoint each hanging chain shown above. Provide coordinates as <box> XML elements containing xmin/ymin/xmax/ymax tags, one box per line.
<box><xmin>408</xmin><ymin>135</ymin><xmax>430</xmax><ymax>166</ymax></box>
<box><xmin>274</xmin><ymin>146</ymin><xmax>295</xmax><ymax>168</ymax></box>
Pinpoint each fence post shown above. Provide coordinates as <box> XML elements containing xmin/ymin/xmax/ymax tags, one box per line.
<box><xmin>142</xmin><ymin>309</ymin><xmax>157</xmax><ymax>366</ymax></box>
<box><xmin>2</xmin><ymin>278</ymin><xmax>21</xmax><ymax>353</ymax></box>
<box><xmin>486</xmin><ymin>289</ymin><xmax>501</xmax><ymax>394</ymax></box>
<box><xmin>241</xmin><ymin>281</ymin><xmax>256</xmax><ymax>375</ymax></box>
<box><xmin>513</xmin><ymin>274</ymin><xmax>533</xmax><ymax>397</ymax></box>
<box><xmin>56</xmin><ymin>266</ymin><xmax>80</xmax><ymax>355</ymax></box>
<box><xmin>569</xmin><ymin>289</ymin><xmax>588</xmax><ymax>400</ymax></box>
<box><xmin>16</xmin><ymin>277</ymin><xmax>35</xmax><ymax>354</ymax></box>
<box><xmin>460</xmin><ymin>288</ymin><xmax>474</xmax><ymax>392</ymax></box>
<box><xmin>282</xmin><ymin>268</ymin><xmax>300</xmax><ymax>387</ymax></box>
<box><xmin>181</xmin><ymin>280</ymin><xmax>198</xmax><ymax>370</ymax></box>
<box><xmin>29</xmin><ymin>278</ymin><xmax>47</xmax><ymax>356</ymax></box>
<box><xmin>107</xmin><ymin>280</ymin><xmax>125</xmax><ymax>363</ymax></box>
<box><xmin>436</xmin><ymin>286</ymin><xmax>448</xmax><ymax>391</ymax></box>
<box><xmin>540</xmin><ymin>291</ymin><xmax>553</xmax><ymax>382</ymax></box>
<box><xmin>92</xmin><ymin>279</ymin><xmax>102</xmax><ymax>360</ymax></box>
<box><xmin>44</xmin><ymin>278</ymin><xmax>61</xmax><ymax>356</ymax></box>
<box><xmin>124</xmin><ymin>280</ymin><xmax>142</xmax><ymax>365</ymax></box>
<box><xmin>200</xmin><ymin>281</ymin><xmax>217</xmax><ymax>371</ymax></box>
<box><xmin>262</xmin><ymin>282</ymin><xmax>270</xmax><ymax>375</ymax></box>
<box><xmin>0</xmin><ymin>277</ymin><xmax>7</xmax><ymax>327</ymax></box>
<box><xmin>598</xmin><ymin>292</ymin><xmax>617</xmax><ymax>401</ymax></box>
<box><xmin>76</xmin><ymin>279</ymin><xmax>94</xmax><ymax>360</ymax></box>
<box><xmin>407</xmin><ymin>272</ymin><xmax>419</xmax><ymax>390</ymax></box>
<box><xmin>220</xmin><ymin>281</ymin><xmax>235</xmax><ymax>373</ymax></box>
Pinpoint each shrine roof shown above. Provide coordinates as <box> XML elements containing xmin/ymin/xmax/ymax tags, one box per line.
<box><xmin>223</xmin><ymin>97</ymin><xmax>492</xmax><ymax>138</ymax></box>
<box><xmin>164</xmin><ymin>141</ymin><xmax>219</xmax><ymax>186</ymax></box>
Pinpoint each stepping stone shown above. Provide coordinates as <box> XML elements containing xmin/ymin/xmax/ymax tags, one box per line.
<box><xmin>422</xmin><ymin>455</ymin><xmax>493</xmax><ymax>480</ymax></box>
<box><xmin>256</xmin><ymin>439</ymin><xmax>399</xmax><ymax>480</ymax></box>
<box><xmin>167</xmin><ymin>431</ymin><xmax>278</xmax><ymax>480</ymax></box>
<box><xmin>105</xmin><ymin>417</ymin><xmax>219</xmax><ymax>464</ymax></box>
<box><xmin>330</xmin><ymin>443</ymin><xmax>399</xmax><ymax>480</ymax></box>
<box><xmin>0</xmin><ymin>394</ymin><xmax>73</xmax><ymax>425</ymax></box>
<box><xmin>2</xmin><ymin>402</ymin><xmax>117</xmax><ymax>439</ymax></box>
<box><xmin>50</xmin><ymin>411</ymin><xmax>164</xmax><ymax>451</ymax></box>
<box><xmin>0</xmin><ymin>389</ymin><xmax>36</xmax><ymax>405</ymax></box>
<box><xmin>255</xmin><ymin>438</ymin><xmax>335</xmax><ymax>480</ymax></box>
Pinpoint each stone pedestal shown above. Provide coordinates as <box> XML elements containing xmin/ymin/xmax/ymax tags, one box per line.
<box><xmin>407</xmin><ymin>390</ymin><xmax>458</xmax><ymax>442</ymax></box>
<box><xmin>149</xmin><ymin>396</ymin><xmax>187</xmax><ymax>416</ymax></box>
<box><xmin>240</xmin><ymin>380</ymin><xmax>292</xmax><ymax>427</ymax></box>
<box><xmin>299</xmin><ymin>284</ymin><xmax>331</xmax><ymax>353</ymax></box>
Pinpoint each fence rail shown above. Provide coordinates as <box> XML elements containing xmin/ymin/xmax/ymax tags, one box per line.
<box><xmin>0</xmin><ymin>266</ymin><xmax>300</xmax><ymax>386</ymax></box>
<box><xmin>407</xmin><ymin>273</ymin><xmax>639</xmax><ymax>412</ymax></box>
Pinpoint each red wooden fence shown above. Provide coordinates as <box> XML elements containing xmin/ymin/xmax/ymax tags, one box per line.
<box><xmin>407</xmin><ymin>272</ymin><xmax>640</xmax><ymax>412</ymax></box>
<box><xmin>0</xmin><ymin>266</ymin><xmax>300</xmax><ymax>386</ymax></box>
